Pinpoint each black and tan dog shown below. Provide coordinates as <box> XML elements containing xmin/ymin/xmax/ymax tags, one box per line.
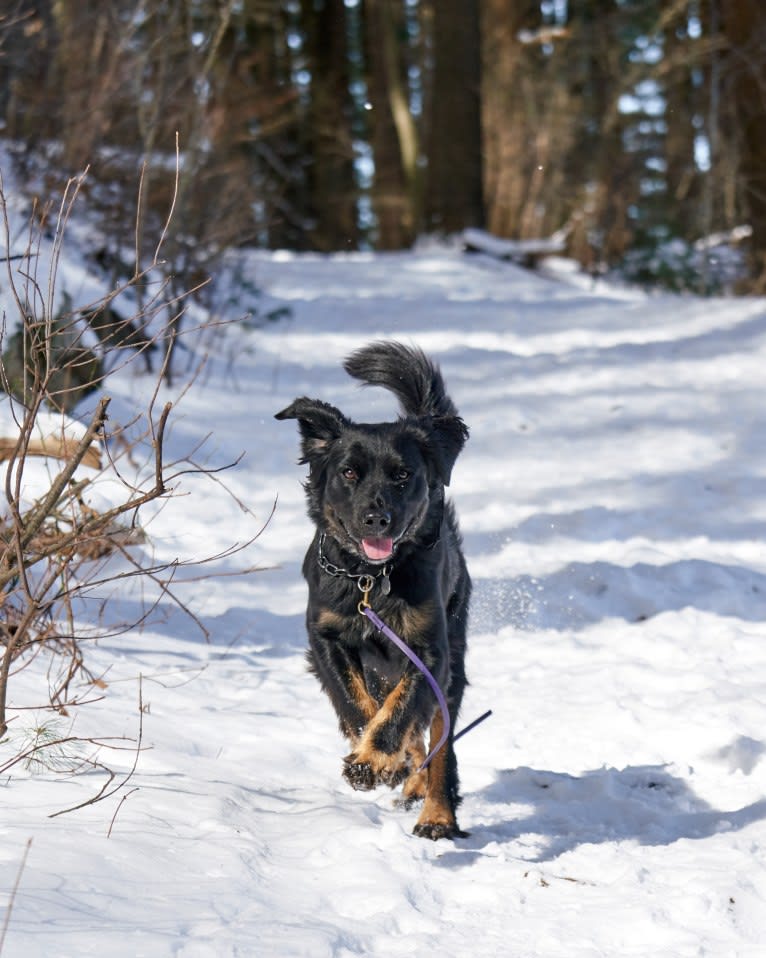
<box><xmin>276</xmin><ymin>341</ymin><xmax>470</xmax><ymax>840</ymax></box>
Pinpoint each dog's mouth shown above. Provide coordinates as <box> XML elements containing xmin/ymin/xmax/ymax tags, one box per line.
<box><xmin>327</xmin><ymin>510</ymin><xmax>416</xmax><ymax>565</ymax></box>
<box><xmin>360</xmin><ymin>536</ymin><xmax>394</xmax><ymax>562</ymax></box>
<box><xmin>359</xmin><ymin>519</ymin><xmax>418</xmax><ymax>562</ymax></box>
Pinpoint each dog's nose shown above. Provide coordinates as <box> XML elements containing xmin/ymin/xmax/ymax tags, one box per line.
<box><xmin>363</xmin><ymin>510</ymin><xmax>391</xmax><ymax>532</ymax></box>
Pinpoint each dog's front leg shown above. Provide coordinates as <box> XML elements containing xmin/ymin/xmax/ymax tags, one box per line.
<box><xmin>343</xmin><ymin>668</ymin><xmax>431</xmax><ymax>791</ymax></box>
<box><xmin>308</xmin><ymin>631</ymin><xmax>378</xmax><ymax>746</ymax></box>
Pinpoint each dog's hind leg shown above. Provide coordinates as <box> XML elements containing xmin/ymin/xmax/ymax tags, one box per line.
<box><xmin>412</xmin><ymin>619</ymin><xmax>468</xmax><ymax>838</ymax></box>
<box><xmin>412</xmin><ymin>712</ymin><xmax>466</xmax><ymax>840</ymax></box>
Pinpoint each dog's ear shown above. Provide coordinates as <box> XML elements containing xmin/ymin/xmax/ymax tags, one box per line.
<box><xmin>422</xmin><ymin>414</ymin><xmax>469</xmax><ymax>486</ymax></box>
<box><xmin>275</xmin><ymin>398</ymin><xmax>350</xmax><ymax>464</ymax></box>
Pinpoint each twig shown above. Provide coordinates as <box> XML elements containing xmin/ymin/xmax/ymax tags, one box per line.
<box><xmin>134</xmin><ymin>160</ymin><xmax>147</xmax><ymax>282</ymax></box>
<box><xmin>0</xmin><ymin>837</ymin><xmax>32</xmax><ymax>956</ymax></box>
<box><xmin>12</xmin><ymin>398</ymin><xmax>111</xmax><ymax>557</ymax></box>
<box><xmin>106</xmin><ymin>788</ymin><xmax>139</xmax><ymax>838</ymax></box>
<box><xmin>153</xmin><ymin>133</ymin><xmax>179</xmax><ymax>265</ymax></box>
<box><xmin>47</xmin><ymin>171</ymin><xmax>89</xmax><ymax>343</ymax></box>
<box><xmin>0</xmin><ymin>400</ymin><xmax>172</xmax><ymax>596</ymax></box>
<box><xmin>49</xmin><ymin>675</ymin><xmax>145</xmax><ymax>818</ymax></box>
<box><xmin>0</xmin><ymin>734</ymin><xmax>136</xmax><ymax>776</ymax></box>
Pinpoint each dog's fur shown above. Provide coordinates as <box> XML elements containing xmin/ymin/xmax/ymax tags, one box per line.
<box><xmin>276</xmin><ymin>342</ymin><xmax>470</xmax><ymax>840</ymax></box>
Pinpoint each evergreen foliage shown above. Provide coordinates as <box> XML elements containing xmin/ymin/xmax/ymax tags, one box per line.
<box><xmin>1</xmin><ymin>1</ymin><xmax>763</xmax><ymax>289</ymax></box>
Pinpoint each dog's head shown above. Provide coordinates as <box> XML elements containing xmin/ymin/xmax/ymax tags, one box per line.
<box><xmin>275</xmin><ymin>397</ymin><xmax>467</xmax><ymax>564</ymax></box>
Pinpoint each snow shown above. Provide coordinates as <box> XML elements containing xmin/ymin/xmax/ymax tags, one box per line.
<box><xmin>3</xmin><ymin>232</ymin><xmax>766</xmax><ymax>956</ymax></box>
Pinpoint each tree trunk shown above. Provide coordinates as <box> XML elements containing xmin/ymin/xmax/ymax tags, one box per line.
<box><xmin>425</xmin><ymin>0</ymin><xmax>484</xmax><ymax>233</ymax></box>
<box><xmin>664</xmin><ymin>5</ymin><xmax>702</xmax><ymax>239</ymax></box>
<box><xmin>480</xmin><ymin>0</ymin><xmax>541</xmax><ymax>238</ymax></box>
<box><xmin>720</xmin><ymin>0</ymin><xmax>766</xmax><ymax>288</ymax></box>
<box><xmin>302</xmin><ymin>0</ymin><xmax>359</xmax><ymax>250</ymax></box>
<box><xmin>363</xmin><ymin>0</ymin><xmax>417</xmax><ymax>249</ymax></box>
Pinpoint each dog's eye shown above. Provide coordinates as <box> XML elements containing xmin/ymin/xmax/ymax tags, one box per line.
<box><xmin>393</xmin><ymin>468</ymin><xmax>411</xmax><ymax>483</ymax></box>
<box><xmin>341</xmin><ymin>467</ymin><xmax>358</xmax><ymax>481</ymax></box>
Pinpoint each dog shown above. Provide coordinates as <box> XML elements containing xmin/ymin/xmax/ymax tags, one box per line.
<box><xmin>276</xmin><ymin>341</ymin><xmax>470</xmax><ymax>840</ymax></box>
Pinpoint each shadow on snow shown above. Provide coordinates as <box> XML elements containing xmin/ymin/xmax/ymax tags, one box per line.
<box><xmin>438</xmin><ymin>763</ymin><xmax>766</xmax><ymax>866</ymax></box>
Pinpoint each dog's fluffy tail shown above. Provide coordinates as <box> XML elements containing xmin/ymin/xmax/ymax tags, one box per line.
<box><xmin>343</xmin><ymin>341</ymin><xmax>459</xmax><ymax>419</ymax></box>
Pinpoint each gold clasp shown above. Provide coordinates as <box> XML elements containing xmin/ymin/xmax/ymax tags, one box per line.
<box><xmin>357</xmin><ymin>574</ymin><xmax>374</xmax><ymax>614</ymax></box>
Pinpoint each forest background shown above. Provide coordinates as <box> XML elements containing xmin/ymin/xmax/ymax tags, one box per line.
<box><xmin>1</xmin><ymin>0</ymin><xmax>766</xmax><ymax>293</ymax></box>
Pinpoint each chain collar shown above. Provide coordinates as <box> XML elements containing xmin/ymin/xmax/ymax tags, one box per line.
<box><xmin>316</xmin><ymin>533</ymin><xmax>392</xmax><ymax>595</ymax></box>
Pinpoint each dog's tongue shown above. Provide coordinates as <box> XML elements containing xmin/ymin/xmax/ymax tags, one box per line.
<box><xmin>361</xmin><ymin>537</ymin><xmax>394</xmax><ymax>561</ymax></box>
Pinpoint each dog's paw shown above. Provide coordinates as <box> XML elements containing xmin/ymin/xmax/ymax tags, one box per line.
<box><xmin>343</xmin><ymin>758</ymin><xmax>378</xmax><ymax>791</ymax></box>
<box><xmin>378</xmin><ymin>763</ymin><xmax>409</xmax><ymax>789</ymax></box>
<box><xmin>398</xmin><ymin>766</ymin><xmax>427</xmax><ymax>808</ymax></box>
<box><xmin>412</xmin><ymin>821</ymin><xmax>469</xmax><ymax>841</ymax></box>
<box><xmin>343</xmin><ymin>748</ymin><xmax>410</xmax><ymax>791</ymax></box>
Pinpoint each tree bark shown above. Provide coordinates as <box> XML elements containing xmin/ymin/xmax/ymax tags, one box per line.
<box><xmin>425</xmin><ymin>0</ymin><xmax>484</xmax><ymax>233</ymax></box>
<box><xmin>720</xmin><ymin>0</ymin><xmax>766</xmax><ymax>287</ymax></box>
<box><xmin>480</xmin><ymin>0</ymin><xmax>541</xmax><ymax>238</ymax></box>
<box><xmin>363</xmin><ymin>0</ymin><xmax>417</xmax><ymax>249</ymax></box>
<box><xmin>302</xmin><ymin>0</ymin><xmax>359</xmax><ymax>250</ymax></box>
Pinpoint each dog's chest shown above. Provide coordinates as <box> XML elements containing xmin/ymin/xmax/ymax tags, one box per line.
<box><xmin>359</xmin><ymin>637</ymin><xmax>407</xmax><ymax>698</ymax></box>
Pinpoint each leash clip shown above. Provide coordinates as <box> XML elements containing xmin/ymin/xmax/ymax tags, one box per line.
<box><xmin>357</xmin><ymin>574</ymin><xmax>374</xmax><ymax>614</ymax></box>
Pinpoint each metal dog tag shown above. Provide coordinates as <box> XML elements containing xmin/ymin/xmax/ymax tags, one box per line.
<box><xmin>380</xmin><ymin>573</ymin><xmax>391</xmax><ymax>595</ymax></box>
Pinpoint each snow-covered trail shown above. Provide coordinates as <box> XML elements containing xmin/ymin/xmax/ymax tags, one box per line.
<box><xmin>2</xmin><ymin>245</ymin><xmax>766</xmax><ymax>956</ymax></box>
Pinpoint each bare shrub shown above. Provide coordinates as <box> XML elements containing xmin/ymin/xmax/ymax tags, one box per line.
<box><xmin>0</xmin><ymin>167</ymin><xmax>266</xmax><ymax>797</ymax></box>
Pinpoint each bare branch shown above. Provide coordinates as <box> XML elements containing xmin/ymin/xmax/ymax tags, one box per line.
<box><xmin>15</xmin><ymin>398</ymin><xmax>110</xmax><ymax>555</ymax></box>
<box><xmin>49</xmin><ymin>676</ymin><xmax>145</xmax><ymax>819</ymax></box>
<box><xmin>153</xmin><ymin>134</ymin><xmax>179</xmax><ymax>266</ymax></box>
<box><xmin>0</xmin><ymin>837</ymin><xmax>32</xmax><ymax>954</ymax></box>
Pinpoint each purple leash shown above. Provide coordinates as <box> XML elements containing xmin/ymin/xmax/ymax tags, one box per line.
<box><xmin>361</xmin><ymin>605</ymin><xmax>451</xmax><ymax>771</ymax></box>
<box><xmin>359</xmin><ymin>582</ymin><xmax>493</xmax><ymax>771</ymax></box>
